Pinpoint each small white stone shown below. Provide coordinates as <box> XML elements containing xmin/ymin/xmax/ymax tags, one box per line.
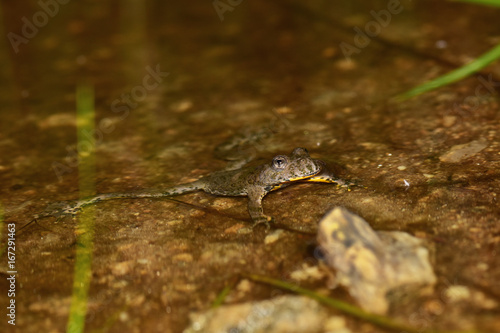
<box><xmin>264</xmin><ymin>229</ymin><xmax>285</xmax><ymax>244</ymax></box>
<box><xmin>119</xmin><ymin>311</ymin><xmax>129</xmax><ymax>322</ymax></box>
<box><xmin>445</xmin><ymin>285</ymin><xmax>470</xmax><ymax>302</ymax></box>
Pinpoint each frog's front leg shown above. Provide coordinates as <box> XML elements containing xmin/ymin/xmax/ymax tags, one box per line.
<box><xmin>246</xmin><ymin>186</ymin><xmax>273</xmax><ymax>229</ymax></box>
<box><xmin>304</xmin><ymin>161</ymin><xmax>351</xmax><ymax>187</ymax></box>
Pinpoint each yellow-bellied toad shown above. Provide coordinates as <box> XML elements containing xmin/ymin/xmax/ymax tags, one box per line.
<box><xmin>41</xmin><ymin>148</ymin><xmax>347</xmax><ymax>228</ymax></box>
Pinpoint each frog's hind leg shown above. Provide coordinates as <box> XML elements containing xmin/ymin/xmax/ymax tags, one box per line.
<box><xmin>41</xmin><ymin>181</ymin><xmax>205</xmax><ymax>218</ymax></box>
<box><xmin>159</xmin><ymin>181</ymin><xmax>205</xmax><ymax>196</ymax></box>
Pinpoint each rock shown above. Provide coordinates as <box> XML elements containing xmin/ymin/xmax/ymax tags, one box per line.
<box><xmin>444</xmin><ymin>285</ymin><xmax>498</xmax><ymax>309</ymax></box>
<box><xmin>323</xmin><ymin>316</ymin><xmax>351</xmax><ymax>333</ymax></box>
<box><xmin>317</xmin><ymin>207</ymin><xmax>436</xmax><ymax>314</ymax></box>
<box><xmin>111</xmin><ymin>260</ymin><xmax>134</xmax><ymax>276</ymax></box>
<box><xmin>184</xmin><ymin>295</ymin><xmax>328</xmax><ymax>333</ymax></box>
<box><xmin>264</xmin><ymin>229</ymin><xmax>286</xmax><ymax>244</ymax></box>
<box><xmin>290</xmin><ymin>264</ymin><xmax>326</xmax><ymax>282</ymax></box>
<box><xmin>39</xmin><ymin>113</ymin><xmax>76</xmax><ymax>128</ymax></box>
<box><xmin>439</xmin><ymin>140</ymin><xmax>488</xmax><ymax>163</ymax></box>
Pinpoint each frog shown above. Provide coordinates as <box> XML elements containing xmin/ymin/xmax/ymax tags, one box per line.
<box><xmin>38</xmin><ymin>147</ymin><xmax>348</xmax><ymax>228</ymax></box>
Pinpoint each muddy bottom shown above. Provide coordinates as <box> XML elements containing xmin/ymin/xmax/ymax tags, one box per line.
<box><xmin>0</xmin><ymin>1</ymin><xmax>499</xmax><ymax>332</ymax></box>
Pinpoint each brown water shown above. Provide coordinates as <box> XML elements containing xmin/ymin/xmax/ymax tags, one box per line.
<box><xmin>0</xmin><ymin>1</ymin><xmax>499</xmax><ymax>332</ymax></box>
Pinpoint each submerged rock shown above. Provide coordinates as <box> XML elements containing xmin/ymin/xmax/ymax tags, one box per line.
<box><xmin>439</xmin><ymin>140</ymin><xmax>488</xmax><ymax>163</ymax></box>
<box><xmin>317</xmin><ymin>207</ymin><xmax>436</xmax><ymax>314</ymax></box>
<box><xmin>184</xmin><ymin>295</ymin><xmax>328</xmax><ymax>333</ymax></box>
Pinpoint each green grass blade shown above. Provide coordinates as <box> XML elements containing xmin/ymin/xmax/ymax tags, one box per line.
<box><xmin>244</xmin><ymin>273</ymin><xmax>419</xmax><ymax>332</ymax></box>
<box><xmin>66</xmin><ymin>84</ymin><xmax>97</xmax><ymax>333</ymax></box>
<box><xmin>394</xmin><ymin>42</ymin><xmax>500</xmax><ymax>101</ymax></box>
<box><xmin>244</xmin><ymin>273</ymin><xmax>490</xmax><ymax>333</ymax></box>
<box><xmin>450</xmin><ymin>0</ymin><xmax>500</xmax><ymax>7</ymax></box>
<box><xmin>211</xmin><ymin>284</ymin><xmax>233</xmax><ymax>308</ymax></box>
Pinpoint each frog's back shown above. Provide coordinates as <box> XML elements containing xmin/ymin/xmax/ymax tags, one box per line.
<box><xmin>201</xmin><ymin>166</ymin><xmax>258</xmax><ymax>196</ymax></box>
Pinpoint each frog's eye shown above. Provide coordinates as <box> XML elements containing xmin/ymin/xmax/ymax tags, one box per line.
<box><xmin>272</xmin><ymin>155</ymin><xmax>288</xmax><ymax>170</ymax></box>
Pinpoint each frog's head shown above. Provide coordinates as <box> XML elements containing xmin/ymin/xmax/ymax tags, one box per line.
<box><xmin>262</xmin><ymin>147</ymin><xmax>321</xmax><ymax>185</ymax></box>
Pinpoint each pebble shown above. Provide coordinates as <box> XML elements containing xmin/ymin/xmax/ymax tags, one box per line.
<box><xmin>264</xmin><ymin>229</ymin><xmax>286</xmax><ymax>244</ymax></box>
<box><xmin>439</xmin><ymin>140</ymin><xmax>488</xmax><ymax>163</ymax></box>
